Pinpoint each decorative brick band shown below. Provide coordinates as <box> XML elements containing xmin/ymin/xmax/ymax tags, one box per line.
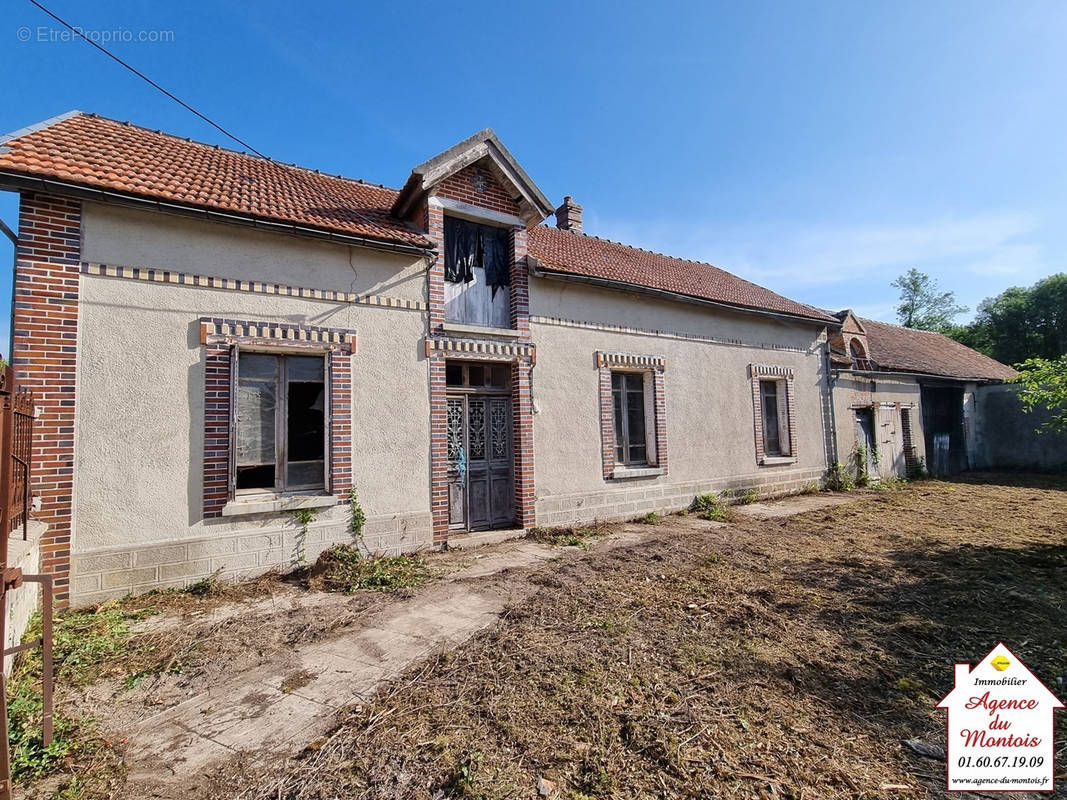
<box><xmin>82</xmin><ymin>262</ymin><xmax>426</xmax><ymax>311</ymax></box>
<box><xmin>596</xmin><ymin>353</ymin><xmax>668</xmax><ymax>480</ymax></box>
<box><xmin>12</xmin><ymin>192</ymin><xmax>82</xmax><ymax>606</ymax></box>
<box><xmin>749</xmin><ymin>364</ymin><xmax>795</xmax><ymax>380</ymax></box>
<box><xmin>595</xmin><ymin>350</ymin><xmax>667</xmax><ymax>370</ymax></box>
<box><xmin>200</xmin><ymin>318</ymin><xmax>357</xmax><ymax>349</ymax></box>
<box><xmin>202</xmin><ymin>318</ymin><xmax>356</xmax><ymax>518</ymax></box>
<box><xmin>749</xmin><ymin>363</ymin><xmax>798</xmax><ymax>466</ymax></box>
<box><xmin>424</xmin><ymin>337</ymin><xmax>535</xmax><ymax>361</ymax></box>
<box><xmin>532</xmin><ymin>315</ymin><xmax>810</xmax><ymax>354</ymax></box>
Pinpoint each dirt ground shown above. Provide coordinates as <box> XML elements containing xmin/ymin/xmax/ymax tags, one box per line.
<box><xmin>22</xmin><ymin>474</ymin><xmax>1067</xmax><ymax>799</ymax></box>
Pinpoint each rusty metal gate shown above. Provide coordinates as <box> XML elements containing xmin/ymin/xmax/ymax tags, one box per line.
<box><xmin>0</xmin><ymin>363</ymin><xmax>53</xmax><ymax>800</ymax></box>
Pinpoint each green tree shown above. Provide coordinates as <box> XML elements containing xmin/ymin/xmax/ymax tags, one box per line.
<box><xmin>891</xmin><ymin>268</ymin><xmax>968</xmax><ymax>331</ymax></box>
<box><xmin>1013</xmin><ymin>355</ymin><xmax>1067</xmax><ymax>433</ymax></box>
<box><xmin>951</xmin><ymin>274</ymin><xmax>1067</xmax><ymax>364</ymax></box>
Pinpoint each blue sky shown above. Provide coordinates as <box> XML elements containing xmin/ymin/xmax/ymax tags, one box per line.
<box><xmin>2</xmin><ymin>0</ymin><xmax>1065</xmax><ymax>349</ymax></box>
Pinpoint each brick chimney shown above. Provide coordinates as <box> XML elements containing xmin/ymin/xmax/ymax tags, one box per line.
<box><xmin>555</xmin><ymin>196</ymin><xmax>583</xmax><ymax>233</ymax></box>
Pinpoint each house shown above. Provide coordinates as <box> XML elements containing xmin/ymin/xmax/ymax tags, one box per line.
<box><xmin>0</xmin><ymin>112</ymin><xmax>1026</xmax><ymax>608</ymax></box>
<box><xmin>828</xmin><ymin>311</ymin><xmax>1019</xmax><ymax>478</ymax></box>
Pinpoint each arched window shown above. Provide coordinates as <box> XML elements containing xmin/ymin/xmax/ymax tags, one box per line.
<box><xmin>850</xmin><ymin>339</ymin><xmax>867</xmax><ymax>367</ymax></box>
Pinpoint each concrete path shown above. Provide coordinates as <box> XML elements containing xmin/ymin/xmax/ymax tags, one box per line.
<box><xmin>731</xmin><ymin>491</ymin><xmax>862</xmax><ymax>519</ymax></box>
<box><xmin>123</xmin><ymin>495</ymin><xmax>853</xmax><ymax>792</ymax></box>
<box><xmin>124</xmin><ymin>540</ymin><xmax>563</xmax><ymax>789</ymax></box>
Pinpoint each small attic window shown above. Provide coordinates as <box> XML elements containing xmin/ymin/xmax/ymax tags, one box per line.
<box><xmin>850</xmin><ymin>339</ymin><xmax>871</xmax><ymax>369</ymax></box>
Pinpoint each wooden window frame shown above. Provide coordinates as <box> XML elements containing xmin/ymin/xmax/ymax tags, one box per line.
<box><xmin>233</xmin><ymin>349</ymin><xmax>329</xmax><ymax>498</ymax></box>
<box><xmin>749</xmin><ymin>364</ymin><xmax>798</xmax><ymax>466</ymax></box>
<box><xmin>200</xmin><ymin>318</ymin><xmax>356</xmax><ymax>519</ymax></box>
<box><xmin>596</xmin><ymin>351</ymin><xmax>668</xmax><ymax>480</ymax></box>
<box><xmin>611</xmin><ymin>370</ymin><xmax>654</xmax><ymax>467</ymax></box>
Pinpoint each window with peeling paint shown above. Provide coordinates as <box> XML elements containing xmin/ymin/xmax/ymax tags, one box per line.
<box><xmin>236</xmin><ymin>352</ymin><xmax>325</xmax><ymax>493</ymax></box>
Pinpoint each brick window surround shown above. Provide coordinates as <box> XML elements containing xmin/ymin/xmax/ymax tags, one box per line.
<box><xmin>596</xmin><ymin>351</ymin><xmax>668</xmax><ymax>480</ymax></box>
<box><xmin>749</xmin><ymin>364</ymin><xmax>798</xmax><ymax>465</ymax></box>
<box><xmin>200</xmin><ymin>318</ymin><xmax>357</xmax><ymax>517</ymax></box>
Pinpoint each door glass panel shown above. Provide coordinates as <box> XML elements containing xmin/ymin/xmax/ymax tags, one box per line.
<box><xmin>468</xmin><ymin>399</ymin><xmax>486</xmax><ymax>460</ymax></box>
<box><xmin>490</xmin><ymin>399</ymin><xmax>509</xmax><ymax>460</ymax></box>
<box><xmin>468</xmin><ymin>365</ymin><xmax>485</xmax><ymax>387</ymax></box>
<box><xmin>446</xmin><ymin>363</ymin><xmax>463</xmax><ymax>386</ymax></box>
<box><xmin>447</xmin><ymin>398</ymin><xmax>463</xmax><ymax>464</ymax></box>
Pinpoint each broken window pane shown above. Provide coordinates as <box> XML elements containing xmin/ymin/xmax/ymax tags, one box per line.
<box><xmin>287</xmin><ymin>375</ymin><xmax>325</xmax><ymax>489</ymax></box>
<box><xmin>234</xmin><ymin>352</ymin><xmax>326</xmax><ymax>493</ymax></box>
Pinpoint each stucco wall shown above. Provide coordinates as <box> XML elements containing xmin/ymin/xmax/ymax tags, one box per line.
<box><xmin>529</xmin><ymin>278</ymin><xmax>832</xmax><ymax>525</ymax></box>
<box><xmin>973</xmin><ymin>383</ymin><xmax>1067</xmax><ymax>471</ymax></box>
<box><xmin>830</xmin><ymin>374</ymin><xmax>926</xmax><ymax>479</ymax></box>
<box><xmin>71</xmin><ymin>205</ymin><xmax>433</xmax><ymax>606</ymax></box>
<box><xmin>82</xmin><ymin>202</ymin><xmax>426</xmax><ymax>301</ymax></box>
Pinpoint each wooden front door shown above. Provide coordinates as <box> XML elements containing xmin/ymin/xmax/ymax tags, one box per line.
<box><xmin>447</xmin><ymin>392</ymin><xmax>514</xmax><ymax>531</ymax></box>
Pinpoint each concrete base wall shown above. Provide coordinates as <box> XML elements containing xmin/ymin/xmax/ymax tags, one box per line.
<box><xmin>70</xmin><ymin>509</ymin><xmax>433</xmax><ymax>608</ymax></box>
<box><xmin>536</xmin><ymin>467</ymin><xmax>825</xmax><ymax>528</ymax></box>
<box><xmin>5</xmin><ymin>520</ymin><xmax>44</xmax><ymax>674</ymax></box>
<box><xmin>973</xmin><ymin>384</ymin><xmax>1067</xmax><ymax>471</ymax></box>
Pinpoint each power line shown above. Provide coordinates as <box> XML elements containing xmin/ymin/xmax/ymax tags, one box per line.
<box><xmin>27</xmin><ymin>0</ymin><xmax>267</xmax><ymax>158</ymax></box>
<box><xmin>24</xmin><ymin>0</ymin><xmax>423</xmax><ymax>249</ymax></box>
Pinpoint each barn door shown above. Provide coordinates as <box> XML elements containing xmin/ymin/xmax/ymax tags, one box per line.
<box><xmin>447</xmin><ymin>393</ymin><xmax>514</xmax><ymax>531</ymax></box>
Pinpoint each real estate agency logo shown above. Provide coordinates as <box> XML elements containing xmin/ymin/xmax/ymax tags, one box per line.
<box><xmin>937</xmin><ymin>642</ymin><xmax>1064</xmax><ymax>792</ymax></box>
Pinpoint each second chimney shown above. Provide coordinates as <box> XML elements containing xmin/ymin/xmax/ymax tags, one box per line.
<box><xmin>555</xmin><ymin>196</ymin><xmax>583</xmax><ymax>233</ymax></box>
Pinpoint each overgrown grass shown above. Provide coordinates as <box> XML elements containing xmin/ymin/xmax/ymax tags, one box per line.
<box><xmin>635</xmin><ymin>511</ymin><xmax>661</xmax><ymax>525</ymax></box>
<box><xmin>824</xmin><ymin>462</ymin><xmax>855</xmax><ymax>492</ymax></box>
<box><xmin>316</xmin><ymin>545</ymin><xmax>433</xmax><ymax>593</ymax></box>
<box><xmin>692</xmin><ymin>492</ymin><xmax>730</xmax><ymax>522</ymax></box>
<box><xmin>527</xmin><ymin>524</ymin><xmax>611</xmax><ymax>549</ymax></box>
<box><xmin>873</xmin><ymin>476</ymin><xmax>909</xmax><ymax>492</ymax></box>
<box><xmin>737</xmin><ymin>488</ymin><xmax>759</xmax><ymax>505</ymax></box>
<box><xmin>8</xmin><ymin>571</ymin><xmax>248</xmax><ymax>789</ymax></box>
<box><xmin>7</xmin><ymin>603</ymin><xmax>157</xmax><ymax>783</ymax></box>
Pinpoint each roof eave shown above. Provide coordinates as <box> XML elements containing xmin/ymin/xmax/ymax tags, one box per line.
<box><xmin>833</xmin><ymin>365</ymin><xmax>1014</xmax><ymax>383</ymax></box>
<box><xmin>530</xmin><ymin>260</ymin><xmax>839</xmax><ymax>328</ymax></box>
<box><xmin>0</xmin><ymin>170</ymin><xmax>435</xmax><ymax>257</ymax></box>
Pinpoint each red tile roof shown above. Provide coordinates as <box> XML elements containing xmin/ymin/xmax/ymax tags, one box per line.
<box><xmin>0</xmin><ymin>112</ymin><xmax>431</xmax><ymax>249</ymax></box>
<box><xmin>0</xmin><ymin>112</ymin><xmax>833</xmax><ymax>322</ymax></box>
<box><xmin>859</xmin><ymin>317</ymin><xmax>1016</xmax><ymax>381</ymax></box>
<box><xmin>528</xmin><ymin>226</ymin><xmax>835</xmax><ymax>322</ymax></box>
